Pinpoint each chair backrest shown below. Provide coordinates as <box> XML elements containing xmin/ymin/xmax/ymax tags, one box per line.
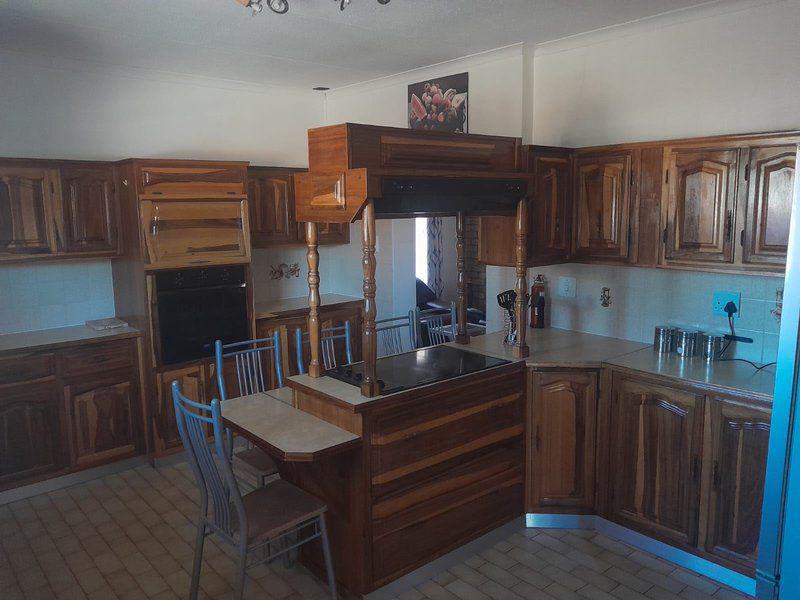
<box><xmin>414</xmin><ymin>302</ymin><xmax>457</xmax><ymax>347</ymax></box>
<box><xmin>376</xmin><ymin>310</ymin><xmax>416</xmax><ymax>357</ymax></box>
<box><xmin>295</xmin><ymin>322</ymin><xmax>353</xmax><ymax>374</ymax></box>
<box><xmin>172</xmin><ymin>381</ymin><xmax>245</xmax><ymax>543</ymax></box>
<box><xmin>215</xmin><ymin>332</ymin><xmax>283</xmax><ymax>402</ymax></box>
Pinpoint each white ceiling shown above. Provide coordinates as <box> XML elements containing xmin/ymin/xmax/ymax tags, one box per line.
<box><xmin>0</xmin><ymin>0</ymin><xmax>722</xmax><ymax>89</ymax></box>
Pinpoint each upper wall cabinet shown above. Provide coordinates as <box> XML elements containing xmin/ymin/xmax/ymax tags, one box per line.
<box><xmin>247</xmin><ymin>167</ymin><xmax>303</xmax><ymax>246</ymax></box>
<box><xmin>663</xmin><ymin>145</ymin><xmax>740</xmax><ymax>265</ymax></box>
<box><xmin>0</xmin><ymin>165</ymin><xmax>58</xmax><ymax>260</ymax></box>
<box><xmin>573</xmin><ymin>151</ymin><xmax>633</xmax><ymax>262</ymax></box>
<box><xmin>740</xmin><ymin>144</ymin><xmax>796</xmax><ymax>269</ymax></box>
<box><xmin>134</xmin><ymin>161</ymin><xmax>247</xmax><ymax>196</ymax></box>
<box><xmin>478</xmin><ymin>146</ymin><xmax>572</xmax><ymax>267</ymax></box>
<box><xmin>58</xmin><ymin>165</ymin><xmax>121</xmax><ymax>255</ymax></box>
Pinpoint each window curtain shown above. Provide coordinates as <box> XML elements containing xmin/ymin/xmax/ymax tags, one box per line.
<box><xmin>426</xmin><ymin>217</ymin><xmax>444</xmax><ymax>298</ymax></box>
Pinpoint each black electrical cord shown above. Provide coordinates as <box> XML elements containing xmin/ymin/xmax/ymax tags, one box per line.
<box><xmin>717</xmin><ymin>313</ymin><xmax>776</xmax><ymax>371</ymax></box>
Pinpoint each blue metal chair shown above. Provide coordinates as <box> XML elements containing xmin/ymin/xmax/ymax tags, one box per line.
<box><xmin>172</xmin><ymin>382</ymin><xmax>337</xmax><ymax>600</ymax></box>
<box><xmin>414</xmin><ymin>302</ymin><xmax>457</xmax><ymax>348</ymax></box>
<box><xmin>376</xmin><ymin>310</ymin><xmax>416</xmax><ymax>357</ymax></box>
<box><xmin>214</xmin><ymin>333</ymin><xmax>283</xmax><ymax>488</ymax></box>
<box><xmin>294</xmin><ymin>322</ymin><xmax>353</xmax><ymax>374</ymax></box>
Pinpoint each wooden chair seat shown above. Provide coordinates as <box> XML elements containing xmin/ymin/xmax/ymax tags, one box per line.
<box><xmin>238</xmin><ymin>480</ymin><xmax>327</xmax><ymax>545</ymax></box>
<box><xmin>233</xmin><ymin>447</ymin><xmax>279</xmax><ymax>479</ymax></box>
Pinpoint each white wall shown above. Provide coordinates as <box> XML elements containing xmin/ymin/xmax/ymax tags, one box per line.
<box><xmin>0</xmin><ymin>51</ymin><xmax>324</xmax><ymax>332</ymax></box>
<box><xmin>482</xmin><ymin>0</ymin><xmax>799</xmax><ymax>361</ymax></box>
<box><xmin>323</xmin><ymin>46</ymin><xmax>524</xmax><ymax>318</ymax></box>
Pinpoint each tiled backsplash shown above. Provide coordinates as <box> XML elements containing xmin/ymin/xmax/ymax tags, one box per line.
<box><xmin>528</xmin><ymin>264</ymin><xmax>784</xmax><ymax>365</ymax></box>
<box><xmin>0</xmin><ymin>260</ymin><xmax>115</xmax><ymax>334</ymax></box>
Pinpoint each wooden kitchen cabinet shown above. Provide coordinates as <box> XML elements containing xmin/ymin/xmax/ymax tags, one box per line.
<box><xmin>155</xmin><ymin>363</ymin><xmax>209</xmax><ymax>453</ymax></box>
<box><xmin>609</xmin><ymin>372</ymin><xmax>704</xmax><ymax>548</ymax></box>
<box><xmin>248</xmin><ymin>166</ymin><xmax>303</xmax><ymax>246</ymax></box>
<box><xmin>57</xmin><ymin>165</ymin><xmax>121</xmax><ymax>255</ymax></box>
<box><xmin>140</xmin><ymin>197</ymin><xmax>251</xmax><ymax>269</ymax></box>
<box><xmin>0</xmin><ymin>165</ymin><xmax>58</xmax><ymax>259</ymax></box>
<box><xmin>663</xmin><ymin>145</ymin><xmax>740</xmax><ymax>265</ymax></box>
<box><xmin>0</xmin><ymin>378</ymin><xmax>65</xmax><ymax>486</ymax></box>
<box><xmin>65</xmin><ymin>374</ymin><xmax>137</xmax><ymax>469</ymax></box>
<box><xmin>740</xmin><ymin>144</ymin><xmax>796</xmax><ymax>269</ymax></box>
<box><xmin>528</xmin><ymin>370</ymin><xmax>597</xmax><ymax>512</ymax></box>
<box><xmin>703</xmin><ymin>397</ymin><xmax>771</xmax><ymax>574</ymax></box>
<box><xmin>307</xmin><ymin>221</ymin><xmax>350</xmax><ymax>245</ymax></box>
<box><xmin>133</xmin><ymin>160</ymin><xmax>248</xmax><ymax>196</ymax></box>
<box><xmin>573</xmin><ymin>150</ymin><xmax>633</xmax><ymax>261</ymax></box>
<box><xmin>478</xmin><ymin>146</ymin><xmax>572</xmax><ymax>266</ymax></box>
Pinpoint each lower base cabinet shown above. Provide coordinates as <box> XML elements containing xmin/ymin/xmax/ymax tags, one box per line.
<box><xmin>528</xmin><ymin>370</ymin><xmax>597</xmax><ymax>512</ymax></box>
<box><xmin>155</xmin><ymin>362</ymin><xmax>213</xmax><ymax>453</ymax></box>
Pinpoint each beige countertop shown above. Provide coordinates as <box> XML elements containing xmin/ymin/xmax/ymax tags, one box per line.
<box><xmin>462</xmin><ymin>328</ymin><xmax>650</xmax><ymax>368</ymax></box>
<box><xmin>221</xmin><ymin>391</ymin><xmax>361</xmax><ymax>461</ymax></box>
<box><xmin>605</xmin><ymin>347</ymin><xmax>776</xmax><ymax>399</ymax></box>
<box><xmin>254</xmin><ymin>294</ymin><xmax>362</xmax><ymax>319</ymax></box>
<box><xmin>0</xmin><ymin>323</ymin><xmax>141</xmax><ymax>354</ymax></box>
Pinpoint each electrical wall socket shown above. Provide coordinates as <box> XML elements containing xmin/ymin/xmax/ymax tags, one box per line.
<box><xmin>712</xmin><ymin>291</ymin><xmax>741</xmax><ymax>318</ymax></box>
<box><xmin>558</xmin><ymin>276</ymin><xmax>577</xmax><ymax>298</ymax></box>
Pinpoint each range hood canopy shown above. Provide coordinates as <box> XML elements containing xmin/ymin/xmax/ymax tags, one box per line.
<box><xmin>294</xmin><ymin>123</ymin><xmax>531</xmax><ymax>223</ymax></box>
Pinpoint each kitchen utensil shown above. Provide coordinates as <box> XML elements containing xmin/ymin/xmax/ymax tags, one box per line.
<box><xmin>675</xmin><ymin>329</ymin><xmax>700</xmax><ymax>358</ymax></box>
<box><xmin>701</xmin><ymin>334</ymin><xmax>725</xmax><ymax>361</ymax></box>
<box><xmin>653</xmin><ymin>326</ymin><xmax>676</xmax><ymax>353</ymax></box>
<box><xmin>497</xmin><ymin>290</ymin><xmax>517</xmax><ymax>345</ymax></box>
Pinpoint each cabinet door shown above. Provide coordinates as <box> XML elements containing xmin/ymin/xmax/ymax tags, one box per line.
<box><xmin>66</xmin><ymin>376</ymin><xmax>137</xmax><ymax>469</ymax></box>
<box><xmin>529</xmin><ymin>371</ymin><xmax>597</xmax><ymax>511</ymax></box>
<box><xmin>247</xmin><ymin>167</ymin><xmax>302</xmax><ymax>246</ymax></box>
<box><xmin>156</xmin><ymin>364</ymin><xmax>206</xmax><ymax>452</ymax></box>
<box><xmin>741</xmin><ymin>145</ymin><xmax>796</xmax><ymax>268</ymax></box>
<box><xmin>573</xmin><ymin>152</ymin><xmax>632</xmax><ymax>261</ymax></box>
<box><xmin>704</xmin><ymin>398</ymin><xmax>770</xmax><ymax>573</ymax></box>
<box><xmin>58</xmin><ymin>165</ymin><xmax>120</xmax><ymax>255</ymax></box>
<box><xmin>0</xmin><ymin>379</ymin><xmax>64</xmax><ymax>485</ymax></box>
<box><xmin>316</xmin><ymin>222</ymin><xmax>351</xmax><ymax>245</ymax></box>
<box><xmin>531</xmin><ymin>154</ymin><xmax>572</xmax><ymax>263</ymax></box>
<box><xmin>140</xmin><ymin>198</ymin><xmax>251</xmax><ymax>269</ymax></box>
<box><xmin>664</xmin><ymin>146</ymin><xmax>739</xmax><ymax>264</ymax></box>
<box><xmin>0</xmin><ymin>166</ymin><xmax>57</xmax><ymax>258</ymax></box>
<box><xmin>610</xmin><ymin>374</ymin><xmax>704</xmax><ymax>547</ymax></box>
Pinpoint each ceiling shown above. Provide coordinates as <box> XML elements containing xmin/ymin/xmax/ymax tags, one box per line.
<box><xmin>0</xmin><ymin>0</ymin><xmax>721</xmax><ymax>89</ymax></box>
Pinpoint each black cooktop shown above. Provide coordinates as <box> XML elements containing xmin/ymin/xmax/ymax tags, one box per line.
<box><xmin>327</xmin><ymin>345</ymin><xmax>510</xmax><ymax>394</ymax></box>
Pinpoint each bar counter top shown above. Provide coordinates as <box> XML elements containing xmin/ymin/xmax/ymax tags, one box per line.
<box><xmin>0</xmin><ymin>323</ymin><xmax>141</xmax><ymax>354</ymax></box>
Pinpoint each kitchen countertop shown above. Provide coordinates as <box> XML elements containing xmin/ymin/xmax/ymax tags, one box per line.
<box><xmin>605</xmin><ymin>347</ymin><xmax>776</xmax><ymax>399</ymax></box>
<box><xmin>460</xmin><ymin>328</ymin><xmax>650</xmax><ymax>368</ymax></box>
<box><xmin>0</xmin><ymin>323</ymin><xmax>141</xmax><ymax>354</ymax></box>
<box><xmin>254</xmin><ymin>294</ymin><xmax>362</xmax><ymax>319</ymax></box>
<box><xmin>221</xmin><ymin>391</ymin><xmax>361</xmax><ymax>461</ymax></box>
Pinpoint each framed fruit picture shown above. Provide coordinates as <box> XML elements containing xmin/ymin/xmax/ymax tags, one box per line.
<box><xmin>408</xmin><ymin>72</ymin><xmax>468</xmax><ymax>133</ymax></box>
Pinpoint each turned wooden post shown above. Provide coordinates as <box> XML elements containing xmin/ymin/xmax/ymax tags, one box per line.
<box><xmin>455</xmin><ymin>211</ymin><xmax>469</xmax><ymax>345</ymax></box>
<box><xmin>306</xmin><ymin>221</ymin><xmax>324</xmax><ymax>377</ymax></box>
<box><xmin>361</xmin><ymin>200</ymin><xmax>378</xmax><ymax>397</ymax></box>
<box><xmin>513</xmin><ymin>198</ymin><xmax>530</xmax><ymax>358</ymax></box>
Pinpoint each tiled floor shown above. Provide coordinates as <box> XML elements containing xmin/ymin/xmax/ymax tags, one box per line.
<box><xmin>0</xmin><ymin>462</ymin><xmax>752</xmax><ymax>600</ymax></box>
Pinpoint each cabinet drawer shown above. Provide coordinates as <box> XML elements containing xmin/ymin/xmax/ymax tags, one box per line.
<box><xmin>369</xmin><ymin>368</ymin><xmax>524</xmax><ymax>498</ymax></box>
<box><xmin>60</xmin><ymin>339</ymin><xmax>135</xmax><ymax>377</ymax></box>
<box><xmin>0</xmin><ymin>352</ymin><xmax>55</xmax><ymax>384</ymax></box>
<box><xmin>136</xmin><ymin>164</ymin><xmax>246</xmax><ymax>195</ymax></box>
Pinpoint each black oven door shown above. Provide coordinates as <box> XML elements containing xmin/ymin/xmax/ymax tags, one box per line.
<box><xmin>155</xmin><ymin>269</ymin><xmax>249</xmax><ymax>366</ymax></box>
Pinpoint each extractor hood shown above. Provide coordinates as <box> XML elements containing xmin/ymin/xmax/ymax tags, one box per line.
<box><xmin>294</xmin><ymin>123</ymin><xmax>531</xmax><ymax>224</ymax></box>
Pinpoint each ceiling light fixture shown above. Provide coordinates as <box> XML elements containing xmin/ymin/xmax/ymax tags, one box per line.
<box><xmin>236</xmin><ymin>0</ymin><xmax>390</xmax><ymax>16</ymax></box>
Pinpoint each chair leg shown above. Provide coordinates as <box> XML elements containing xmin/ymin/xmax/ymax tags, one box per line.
<box><xmin>233</xmin><ymin>546</ymin><xmax>247</xmax><ymax>600</ymax></box>
<box><xmin>190</xmin><ymin>520</ymin><xmax>206</xmax><ymax>600</ymax></box>
<box><xmin>319</xmin><ymin>514</ymin><xmax>337</xmax><ymax>600</ymax></box>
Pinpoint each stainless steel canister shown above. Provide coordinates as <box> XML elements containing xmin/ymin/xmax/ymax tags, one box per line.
<box><xmin>674</xmin><ymin>329</ymin><xmax>700</xmax><ymax>358</ymax></box>
<box><xmin>701</xmin><ymin>334</ymin><xmax>725</xmax><ymax>361</ymax></box>
<box><xmin>653</xmin><ymin>326</ymin><xmax>675</xmax><ymax>353</ymax></box>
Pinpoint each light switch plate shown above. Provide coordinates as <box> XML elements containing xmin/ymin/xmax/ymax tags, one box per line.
<box><xmin>712</xmin><ymin>291</ymin><xmax>741</xmax><ymax>318</ymax></box>
<box><xmin>558</xmin><ymin>276</ymin><xmax>577</xmax><ymax>298</ymax></box>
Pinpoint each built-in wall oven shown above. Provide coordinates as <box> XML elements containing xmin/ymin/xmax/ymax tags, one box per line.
<box><xmin>154</xmin><ymin>265</ymin><xmax>249</xmax><ymax>366</ymax></box>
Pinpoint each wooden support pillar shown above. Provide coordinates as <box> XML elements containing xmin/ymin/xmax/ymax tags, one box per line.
<box><xmin>361</xmin><ymin>200</ymin><xmax>378</xmax><ymax>397</ymax></box>
<box><xmin>306</xmin><ymin>221</ymin><xmax>324</xmax><ymax>377</ymax></box>
<box><xmin>513</xmin><ymin>198</ymin><xmax>530</xmax><ymax>358</ymax></box>
<box><xmin>455</xmin><ymin>211</ymin><xmax>469</xmax><ymax>345</ymax></box>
